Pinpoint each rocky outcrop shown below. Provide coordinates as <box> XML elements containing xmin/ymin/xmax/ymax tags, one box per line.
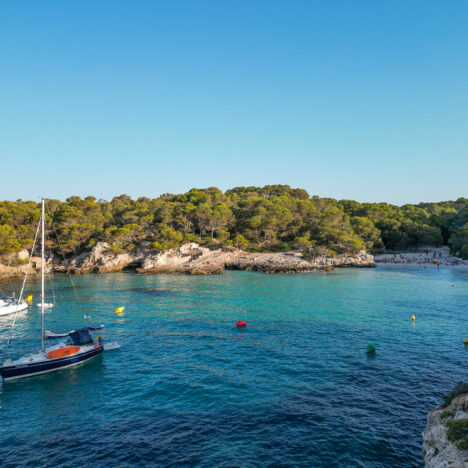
<box><xmin>0</xmin><ymin>243</ymin><xmax>375</xmax><ymax>277</ymax></box>
<box><xmin>137</xmin><ymin>244</ymin><xmax>374</xmax><ymax>275</ymax></box>
<box><xmin>137</xmin><ymin>243</ymin><xmax>244</xmax><ymax>275</ymax></box>
<box><xmin>0</xmin><ymin>251</ymin><xmax>53</xmax><ymax>279</ymax></box>
<box><xmin>227</xmin><ymin>251</ymin><xmax>375</xmax><ymax>273</ymax></box>
<box><xmin>423</xmin><ymin>383</ymin><xmax>468</xmax><ymax>467</ymax></box>
<box><xmin>54</xmin><ymin>242</ymin><xmax>148</xmax><ymax>274</ymax></box>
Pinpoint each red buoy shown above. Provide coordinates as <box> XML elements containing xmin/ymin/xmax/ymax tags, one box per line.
<box><xmin>236</xmin><ymin>320</ymin><xmax>247</xmax><ymax>327</ymax></box>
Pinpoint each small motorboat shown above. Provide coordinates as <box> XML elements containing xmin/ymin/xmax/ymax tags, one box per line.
<box><xmin>36</xmin><ymin>303</ymin><xmax>54</xmax><ymax>308</ymax></box>
<box><xmin>0</xmin><ymin>296</ymin><xmax>28</xmax><ymax>316</ymax></box>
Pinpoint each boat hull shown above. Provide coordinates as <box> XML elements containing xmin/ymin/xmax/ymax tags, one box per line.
<box><xmin>0</xmin><ymin>345</ymin><xmax>103</xmax><ymax>381</ymax></box>
<box><xmin>0</xmin><ymin>302</ymin><xmax>28</xmax><ymax>317</ymax></box>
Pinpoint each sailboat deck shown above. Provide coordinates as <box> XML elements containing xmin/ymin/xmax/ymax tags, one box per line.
<box><xmin>5</xmin><ymin>341</ymin><xmax>98</xmax><ymax>366</ymax></box>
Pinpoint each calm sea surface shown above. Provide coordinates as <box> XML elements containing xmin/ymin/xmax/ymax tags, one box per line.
<box><xmin>0</xmin><ymin>266</ymin><xmax>467</xmax><ymax>467</ymax></box>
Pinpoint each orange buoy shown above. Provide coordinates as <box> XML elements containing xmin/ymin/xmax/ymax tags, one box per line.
<box><xmin>236</xmin><ymin>320</ymin><xmax>247</xmax><ymax>327</ymax></box>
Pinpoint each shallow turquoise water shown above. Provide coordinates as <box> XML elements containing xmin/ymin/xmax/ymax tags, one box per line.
<box><xmin>1</xmin><ymin>266</ymin><xmax>468</xmax><ymax>467</ymax></box>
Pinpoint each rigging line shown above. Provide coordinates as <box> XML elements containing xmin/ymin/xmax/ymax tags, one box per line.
<box><xmin>2</xmin><ymin>211</ymin><xmax>41</xmax><ymax>364</ymax></box>
<box><xmin>49</xmin><ymin>264</ymin><xmax>56</xmax><ymax>309</ymax></box>
<box><xmin>44</xmin><ymin>254</ymin><xmax>54</xmax><ymax>305</ymax></box>
<box><xmin>45</xmin><ymin>242</ymin><xmax>56</xmax><ymax>306</ymax></box>
<box><xmin>18</xmin><ymin>217</ymin><xmax>40</xmax><ymax>304</ymax></box>
<box><xmin>49</xmin><ymin>218</ymin><xmax>79</xmax><ymax>302</ymax></box>
<box><xmin>49</xmin><ymin>256</ymin><xmax>56</xmax><ymax>306</ymax></box>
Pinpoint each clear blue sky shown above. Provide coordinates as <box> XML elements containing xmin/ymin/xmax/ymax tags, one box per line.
<box><xmin>1</xmin><ymin>1</ymin><xmax>467</xmax><ymax>204</ymax></box>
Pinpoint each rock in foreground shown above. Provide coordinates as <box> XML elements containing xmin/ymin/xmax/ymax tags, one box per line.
<box><xmin>423</xmin><ymin>382</ymin><xmax>468</xmax><ymax>467</ymax></box>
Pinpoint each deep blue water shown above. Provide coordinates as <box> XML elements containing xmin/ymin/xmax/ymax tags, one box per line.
<box><xmin>1</xmin><ymin>266</ymin><xmax>468</xmax><ymax>467</ymax></box>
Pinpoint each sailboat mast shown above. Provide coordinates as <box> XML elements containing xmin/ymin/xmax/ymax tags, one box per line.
<box><xmin>41</xmin><ymin>198</ymin><xmax>45</xmax><ymax>351</ymax></box>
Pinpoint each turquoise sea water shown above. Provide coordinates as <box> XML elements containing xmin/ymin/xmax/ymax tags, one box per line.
<box><xmin>1</xmin><ymin>266</ymin><xmax>468</xmax><ymax>467</ymax></box>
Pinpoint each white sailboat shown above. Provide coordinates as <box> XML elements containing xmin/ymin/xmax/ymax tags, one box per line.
<box><xmin>0</xmin><ymin>297</ymin><xmax>28</xmax><ymax>316</ymax></box>
<box><xmin>0</xmin><ymin>199</ymin><xmax>117</xmax><ymax>381</ymax></box>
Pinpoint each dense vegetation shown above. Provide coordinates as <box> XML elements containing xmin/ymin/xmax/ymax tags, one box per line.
<box><xmin>446</xmin><ymin>419</ymin><xmax>468</xmax><ymax>450</ymax></box>
<box><xmin>0</xmin><ymin>186</ymin><xmax>468</xmax><ymax>258</ymax></box>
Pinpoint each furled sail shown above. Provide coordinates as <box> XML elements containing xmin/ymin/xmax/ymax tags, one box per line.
<box><xmin>44</xmin><ymin>325</ymin><xmax>105</xmax><ymax>340</ymax></box>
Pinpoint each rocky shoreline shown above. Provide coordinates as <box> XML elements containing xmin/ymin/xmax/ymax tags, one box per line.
<box><xmin>423</xmin><ymin>383</ymin><xmax>468</xmax><ymax>467</ymax></box>
<box><xmin>0</xmin><ymin>242</ymin><xmax>375</xmax><ymax>279</ymax></box>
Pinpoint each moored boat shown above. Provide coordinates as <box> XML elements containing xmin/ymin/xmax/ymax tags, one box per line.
<box><xmin>0</xmin><ymin>298</ymin><xmax>28</xmax><ymax>316</ymax></box>
<box><xmin>0</xmin><ymin>198</ymin><xmax>116</xmax><ymax>381</ymax></box>
<box><xmin>0</xmin><ymin>326</ymin><xmax>104</xmax><ymax>381</ymax></box>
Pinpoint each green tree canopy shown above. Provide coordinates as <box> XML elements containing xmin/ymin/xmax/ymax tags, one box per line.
<box><xmin>0</xmin><ymin>187</ymin><xmax>465</xmax><ymax>258</ymax></box>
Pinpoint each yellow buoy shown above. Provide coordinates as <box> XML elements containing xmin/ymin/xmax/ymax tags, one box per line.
<box><xmin>115</xmin><ymin>306</ymin><xmax>125</xmax><ymax>315</ymax></box>
<box><xmin>26</xmin><ymin>295</ymin><xmax>33</xmax><ymax>304</ymax></box>
<box><xmin>411</xmin><ymin>315</ymin><xmax>415</xmax><ymax>321</ymax></box>
<box><xmin>464</xmin><ymin>338</ymin><xmax>468</xmax><ymax>345</ymax></box>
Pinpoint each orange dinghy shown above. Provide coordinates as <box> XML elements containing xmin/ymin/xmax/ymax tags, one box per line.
<box><xmin>46</xmin><ymin>346</ymin><xmax>80</xmax><ymax>359</ymax></box>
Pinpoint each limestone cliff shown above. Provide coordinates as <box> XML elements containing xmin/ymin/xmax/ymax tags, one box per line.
<box><xmin>423</xmin><ymin>383</ymin><xmax>468</xmax><ymax>467</ymax></box>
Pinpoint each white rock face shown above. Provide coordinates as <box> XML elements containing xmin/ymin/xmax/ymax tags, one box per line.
<box><xmin>62</xmin><ymin>242</ymin><xmax>145</xmax><ymax>273</ymax></box>
<box><xmin>140</xmin><ymin>243</ymin><xmax>243</xmax><ymax>274</ymax></box>
<box><xmin>17</xmin><ymin>249</ymin><xmax>29</xmax><ymax>260</ymax></box>
<box><xmin>227</xmin><ymin>250</ymin><xmax>375</xmax><ymax>273</ymax></box>
<box><xmin>423</xmin><ymin>392</ymin><xmax>468</xmax><ymax>467</ymax></box>
<box><xmin>141</xmin><ymin>243</ymin><xmax>206</xmax><ymax>269</ymax></box>
<box><xmin>139</xmin><ymin>245</ymin><xmax>374</xmax><ymax>274</ymax></box>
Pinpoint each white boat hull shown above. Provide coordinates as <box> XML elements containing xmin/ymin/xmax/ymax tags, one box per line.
<box><xmin>0</xmin><ymin>302</ymin><xmax>28</xmax><ymax>316</ymax></box>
